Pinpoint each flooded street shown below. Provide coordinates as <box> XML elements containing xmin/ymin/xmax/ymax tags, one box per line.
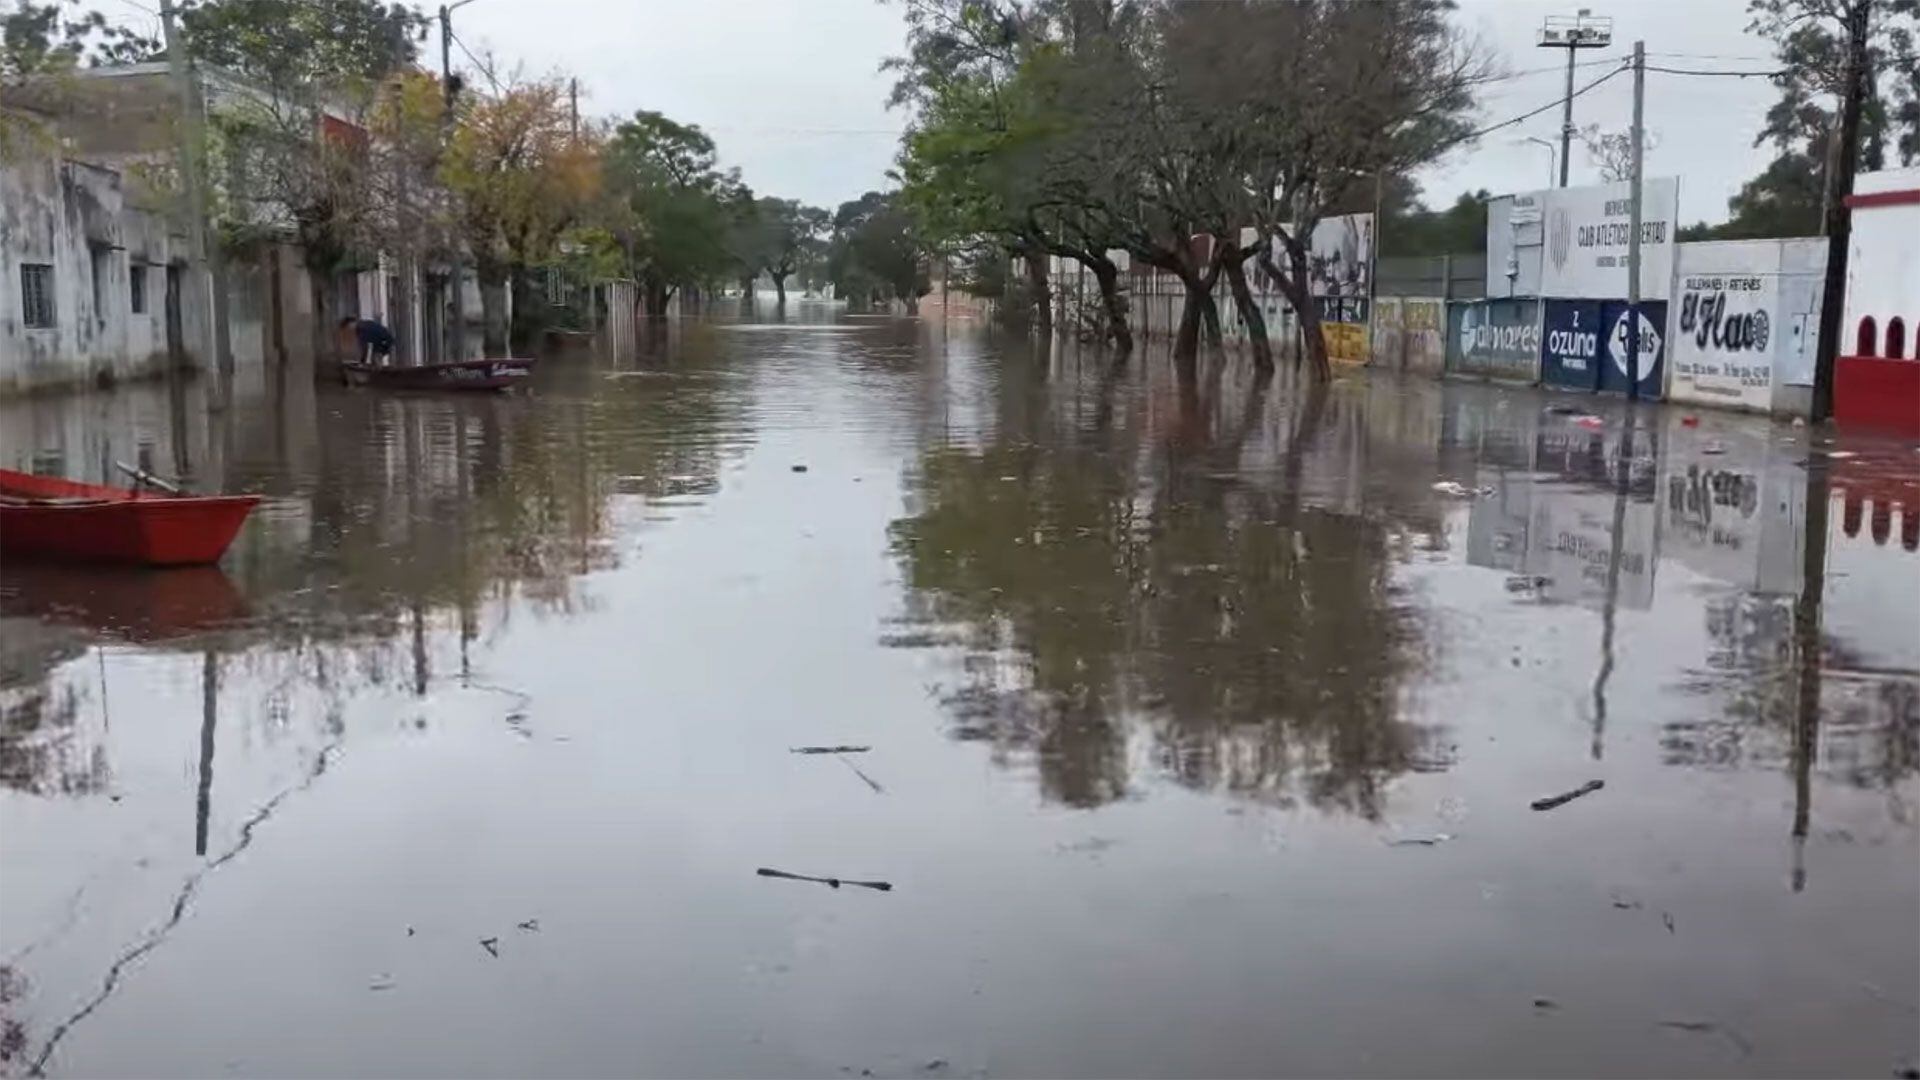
<box><xmin>2</xmin><ymin>311</ymin><xmax>1917</xmax><ymax>1078</ymax></box>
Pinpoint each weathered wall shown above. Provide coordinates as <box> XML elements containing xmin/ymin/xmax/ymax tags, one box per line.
<box><xmin>1666</xmin><ymin>238</ymin><xmax>1826</xmax><ymax>415</ymax></box>
<box><xmin>1447</xmin><ymin>298</ymin><xmax>1542</xmax><ymax>382</ymax></box>
<box><xmin>1371</xmin><ymin>297</ymin><xmax>1446</xmax><ymax>375</ymax></box>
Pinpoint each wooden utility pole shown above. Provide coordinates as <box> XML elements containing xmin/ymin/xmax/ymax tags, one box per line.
<box><xmin>1811</xmin><ymin>0</ymin><xmax>1872</xmax><ymax>422</ymax></box>
<box><xmin>1625</xmin><ymin>39</ymin><xmax>1645</xmax><ymax>399</ymax></box>
<box><xmin>159</xmin><ymin>0</ymin><xmax>232</xmax><ymax>378</ymax></box>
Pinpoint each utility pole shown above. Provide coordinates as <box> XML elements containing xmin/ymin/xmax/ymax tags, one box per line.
<box><xmin>1625</xmin><ymin>39</ymin><xmax>1645</xmax><ymax>399</ymax></box>
<box><xmin>159</xmin><ymin>0</ymin><xmax>232</xmax><ymax>379</ymax></box>
<box><xmin>1538</xmin><ymin>9</ymin><xmax>1613</xmax><ymax>187</ymax></box>
<box><xmin>569</xmin><ymin>77</ymin><xmax>578</xmax><ymax>140</ymax></box>
<box><xmin>440</xmin><ymin>3</ymin><xmax>467</xmax><ymax>362</ymax></box>
<box><xmin>1811</xmin><ymin>0</ymin><xmax>1872</xmax><ymax>422</ymax></box>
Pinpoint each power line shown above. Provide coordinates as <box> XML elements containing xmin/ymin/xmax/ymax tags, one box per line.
<box><xmin>1646</xmin><ymin>65</ymin><xmax>1785</xmax><ymax>77</ymax></box>
<box><xmin>446</xmin><ymin>28</ymin><xmax>500</xmax><ymax>95</ymax></box>
<box><xmin>1461</xmin><ymin>61</ymin><xmax>1630</xmax><ymax>143</ymax></box>
<box><xmin>1474</xmin><ymin>55</ymin><xmax>1626</xmax><ymax>85</ymax></box>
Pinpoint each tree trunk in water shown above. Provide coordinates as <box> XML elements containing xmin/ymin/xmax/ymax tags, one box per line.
<box><xmin>1201</xmin><ymin>290</ymin><xmax>1223</xmax><ymax>348</ymax></box>
<box><xmin>1090</xmin><ymin>258</ymin><xmax>1132</xmax><ymax>354</ymax></box>
<box><xmin>1172</xmin><ymin>281</ymin><xmax>1207</xmax><ymax>382</ymax></box>
<box><xmin>1295</xmin><ymin>290</ymin><xmax>1330</xmax><ymax>381</ymax></box>
<box><xmin>1023</xmin><ymin>246</ymin><xmax>1052</xmax><ymax>335</ymax></box>
<box><xmin>1224</xmin><ymin>256</ymin><xmax>1272</xmax><ymax>372</ymax></box>
<box><xmin>509</xmin><ymin>267</ymin><xmax>538</xmax><ymax>351</ymax></box>
<box><xmin>307</xmin><ymin>268</ymin><xmax>334</xmax><ymax>368</ymax></box>
<box><xmin>772</xmin><ymin>273</ymin><xmax>788</xmax><ymax>307</ymax></box>
<box><xmin>643</xmin><ymin>278</ymin><xmax>669</xmax><ymax>318</ymax></box>
<box><xmin>478</xmin><ymin>263</ymin><xmax>509</xmax><ymax>357</ymax></box>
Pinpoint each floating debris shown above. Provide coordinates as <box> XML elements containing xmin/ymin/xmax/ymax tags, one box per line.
<box><xmin>1531</xmin><ymin>780</ymin><xmax>1604</xmax><ymax>811</ymax></box>
<box><xmin>756</xmin><ymin>867</ymin><xmax>893</xmax><ymax>892</ymax></box>
<box><xmin>516</xmin><ymin>919</ymin><xmax>540</xmax><ymax>932</ymax></box>
<box><xmin>369</xmin><ymin>974</ymin><xmax>396</xmax><ymax>991</ymax></box>
<box><xmin>1699</xmin><ymin>443</ymin><xmax>1727</xmax><ymax>455</ymax></box>
<box><xmin>1533</xmin><ymin>998</ymin><xmax>1559</xmax><ymax>1011</ymax></box>
<box><xmin>1431</xmin><ymin>481</ymin><xmax>1492</xmax><ymax>498</ymax></box>
<box><xmin>1573</xmin><ymin>415</ymin><xmax>1605</xmax><ymax>430</ymax></box>
<box><xmin>479</xmin><ymin>937</ymin><xmax>500</xmax><ymax>958</ymax></box>
<box><xmin>1662</xmin><ymin>910</ymin><xmax>1676</xmax><ymax>934</ymax></box>
<box><xmin>790</xmin><ymin>745</ymin><xmax>871</xmax><ymax>755</ymax></box>
<box><xmin>1658</xmin><ymin>1019</ymin><xmax>1752</xmax><ymax>1056</ymax></box>
<box><xmin>791</xmin><ymin>464</ymin><xmax>809</xmax><ymax>473</ymax></box>
<box><xmin>1383</xmin><ymin>832</ymin><xmax>1454</xmax><ymax>847</ymax></box>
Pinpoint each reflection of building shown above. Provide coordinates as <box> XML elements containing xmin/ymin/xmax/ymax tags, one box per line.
<box><xmin>1659</xmin><ymin>419</ymin><xmax>1804</xmax><ymax>595</ymax></box>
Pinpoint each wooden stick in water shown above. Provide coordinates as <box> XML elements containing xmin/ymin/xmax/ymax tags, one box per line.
<box><xmin>1531</xmin><ymin>779</ymin><xmax>1605</xmax><ymax>811</ymax></box>
<box><xmin>756</xmin><ymin>867</ymin><xmax>893</xmax><ymax>891</ymax></box>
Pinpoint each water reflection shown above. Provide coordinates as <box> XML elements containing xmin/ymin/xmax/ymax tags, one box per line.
<box><xmin>889</xmin><ymin>340</ymin><xmax>1920</xmax><ymax>823</ymax></box>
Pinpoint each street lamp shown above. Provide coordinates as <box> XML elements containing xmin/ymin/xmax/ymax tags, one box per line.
<box><xmin>1538</xmin><ymin>8</ymin><xmax>1613</xmax><ymax>188</ymax></box>
<box><xmin>1522</xmin><ymin>137</ymin><xmax>1557</xmax><ymax>189</ymax></box>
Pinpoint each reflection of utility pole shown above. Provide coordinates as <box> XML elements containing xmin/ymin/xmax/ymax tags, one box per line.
<box><xmin>1811</xmin><ymin>0</ymin><xmax>1872</xmax><ymax>421</ymax></box>
<box><xmin>196</xmin><ymin>649</ymin><xmax>218</xmax><ymax>857</ymax></box>
<box><xmin>159</xmin><ymin>0</ymin><xmax>233</xmax><ymax>382</ymax></box>
<box><xmin>1789</xmin><ymin>454</ymin><xmax>1833</xmax><ymax>892</ymax></box>
<box><xmin>1537</xmin><ymin>9</ymin><xmax>1613</xmax><ymax>187</ymax></box>
<box><xmin>1590</xmin><ymin>411</ymin><xmax>1635</xmax><ymax>760</ymax></box>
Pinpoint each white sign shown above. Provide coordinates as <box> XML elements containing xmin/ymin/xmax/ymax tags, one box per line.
<box><xmin>1306</xmin><ymin>213</ymin><xmax>1372</xmax><ymax>299</ymax></box>
<box><xmin>1669</xmin><ymin>271</ymin><xmax>1777</xmax><ymax>409</ymax></box>
<box><xmin>1541</xmin><ymin>178</ymin><xmax>1679</xmax><ymax>299</ymax></box>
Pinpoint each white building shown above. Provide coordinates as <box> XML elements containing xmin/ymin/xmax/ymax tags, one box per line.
<box><xmin>1833</xmin><ymin>166</ymin><xmax>1920</xmax><ymax>435</ymax></box>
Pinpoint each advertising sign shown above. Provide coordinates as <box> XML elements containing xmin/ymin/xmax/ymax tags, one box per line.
<box><xmin>1449</xmin><ymin>298</ymin><xmax>1541</xmax><ymax>380</ymax></box>
<box><xmin>1540</xmin><ymin>177</ymin><xmax>1679</xmax><ymax>299</ymax></box>
<box><xmin>1325</xmin><ymin>322</ymin><xmax>1368</xmax><ymax>364</ymax></box>
<box><xmin>1540</xmin><ymin>299</ymin><xmax>1603</xmax><ymax>390</ymax></box>
<box><xmin>1306</xmin><ymin>213</ymin><xmax>1373</xmax><ymax>300</ymax></box>
<box><xmin>1598</xmin><ymin>300</ymin><xmax>1667</xmax><ymax>398</ymax></box>
<box><xmin>1668</xmin><ymin>271</ymin><xmax>1775</xmax><ymax>409</ymax></box>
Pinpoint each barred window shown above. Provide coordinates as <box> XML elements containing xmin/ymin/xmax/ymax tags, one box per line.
<box><xmin>21</xmin><ymin>264</ymin><xmax>55</xmax><ymax>329</ymax></box>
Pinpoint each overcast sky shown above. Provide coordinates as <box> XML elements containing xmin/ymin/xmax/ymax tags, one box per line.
<box><xmin>437</xmin><ymin>0</ymin><xmax>1779</xmax><ymax>224</ymax></box>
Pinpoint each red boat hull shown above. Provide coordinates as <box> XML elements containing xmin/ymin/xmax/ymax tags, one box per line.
<box><xmin>0</xmin><ymin>470</ymin><xmax>259</xmax><ymax>567</ymax></box>
<box><xmin>342</xmin><ymin>357</ymin><xmax>535</xmax><ymax>392</ymax></box>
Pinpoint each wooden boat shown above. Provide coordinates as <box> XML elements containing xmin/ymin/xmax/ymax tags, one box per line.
<box><xmin>341</xmin><ymin>356</ymin><xmax>535</xmax><ymax>391</ymax></box>
<box><xmin>0</xmin><ymin>469</ymin><xmax>259</xmax><ymax>566</ymax></box>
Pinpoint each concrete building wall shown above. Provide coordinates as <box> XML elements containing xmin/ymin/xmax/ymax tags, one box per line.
<box><xmin>1666</xmin><ymin>237</ymin><xmax>1826</xmax><ymax>416</ymax></box>
<box><xmin>1844</xmin><ymin>166</ymin><xmax>1920</xmax><ymax>359</ymax></box>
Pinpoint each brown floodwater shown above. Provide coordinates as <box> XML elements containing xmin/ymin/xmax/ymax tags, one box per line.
<box><xmin>2</xmin><ymin>309</ymin><xmax>1917</xmax><ymax>1078</ymax></box>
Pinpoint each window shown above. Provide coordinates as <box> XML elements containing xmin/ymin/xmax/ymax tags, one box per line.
<box><xmin>1856</xmin><ymin>316</ymin><xmax>1877</xmax><ymax>357</ymax></box>
<box><xmin>20</xmin><ymin>264</ymin><xmax>55</xmax><ymax>329</ymax></box>
<box><xmin>130</xmin><ymin>263</ymin><xmax>147</xmax><ymax>314</ymax></box>
<box><xmin>1887</xmin><ymin>317</ymin><xmax>1908</xmax><ymax>360</ymax></box>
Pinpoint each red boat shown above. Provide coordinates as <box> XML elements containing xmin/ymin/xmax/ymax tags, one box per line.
<box><xmin>342</xmin><ymin>357</ymin><xmax>535</xmax><ymax>392</ymax></box>
<box><xmin>0</xmin><ymin>469</ymin><xmax>259</xmax><ymax>566</ymax></box>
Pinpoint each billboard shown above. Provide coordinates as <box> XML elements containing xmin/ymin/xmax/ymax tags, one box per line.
<box><xmin>1306</xmin><ymin>213</ymin><xmax>1373</xmax><ymax>300</ymax></box>
<box><xmin>1540</xmin><ymin>299</ymin><xmax>1604</xmax><ymax>390</ymax></box>
<box><xmin>1598</xmin><ymin>300</ymin><xmax>1667</xmax><ymax>399</ymax></box>
<box><xmin>1540</xmin><ymin>177</ymin><xmax>1679</xmax><ymax>299</ymax></box>
<box><xmin>1449</xmin><ymin>298</ymin><xmax>1541</xmax><ymax>380</ymax></box>
<box><xmin>1669</xmin><ymin>270</ymin><xmax>1774</xmax><ymax>409</ymax></box>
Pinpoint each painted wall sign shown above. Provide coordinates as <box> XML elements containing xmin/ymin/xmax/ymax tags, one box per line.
<box><xmin>1448</xmin><ymin>298</ymin><xmax>1541</xmax><ymax>380</ymax></box>
<box><xmin>1599</xmin><ymin>300</ymin><xmax>1666</xmax><ymax>398</ymax></box>
<box><xmin>1539</xmin><ymin>177</ymin><xmax>1680</xmax><ymax>299</ymax></box>
<box><xmin>1325</xmin><ymin>321</ymin><xmax>1368</xmax><ymax>364</ymax></box>
<box><xmin>1540</xmin><ymin>299</ymin><xmax>1603</xmax><ymax>390</ymax></box>
<box><xmin>1669</xmin><ymin>271</ymin><xmax>1776</xmax><ymax>409</ymax></box>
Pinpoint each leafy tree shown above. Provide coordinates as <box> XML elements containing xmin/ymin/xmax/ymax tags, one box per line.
<box><xmin>601</xmin><ymin>109</ymin><xmax>745</xmax><ymax>316</ymax></box>
<box><xmin>745</xmin><ymin>196</ymin><xmax>829</xmax><ymax>305</ymax></box>
<box><xmin>1694</xmin><ymin>0</ymin><xmax>1919</xmax><ymax>239</ymax></box>
<box><xmin>442</xmin><ymin>76</ymin><xmax>600</xmax><ymax>350</ymax></box>
<box><xmin>830</xmin><ymin>189</ymin><xmax>930</xmax><ymax>312</ymax></box>
<box><xmin>173</xmin><ymin>0</ymin><xmax>425</xmax><ymax>99</ymax></box>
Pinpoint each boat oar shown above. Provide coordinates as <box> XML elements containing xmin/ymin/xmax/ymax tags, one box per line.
<box><xmin>115</xmin><ymin>460</ymin><xmax>184</xmax><ymax>495</ymax></box>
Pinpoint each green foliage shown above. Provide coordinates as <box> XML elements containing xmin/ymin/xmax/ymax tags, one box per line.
<box><xmin>830</xmin><ymin>189</ymin><xmax>929</xmax><ymax>308</ymax></box>
<box><xmin>174</xmin><ymin>0</ymin><xmax>424</xmax><ymax>97</ymax></box>
<box><xmin>600</xmin><ymin>109</ymin><xmax>752</xmax><ymax>302</ymax></box>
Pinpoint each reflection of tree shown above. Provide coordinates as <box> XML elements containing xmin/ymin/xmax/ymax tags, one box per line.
<box><xmin>0</xmin><ymin>674</ymin><xmax>105</xmax><ymax>797</ymax></box>
<box><xmin>889</xmin><ymin>354</ymin><xmax>1439</xmax><ymax>817</ymax></box>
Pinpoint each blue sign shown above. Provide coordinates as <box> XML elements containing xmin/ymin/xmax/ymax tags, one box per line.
<box><xmin>1540</xmin><ymin>299</ymin><xmax>1603</xmax><ymax>391</ymax></box>
<box><xmin>1598</xmin><ymin>300</ymin><xmax>1667</xmax><ymax>399</ymax></box>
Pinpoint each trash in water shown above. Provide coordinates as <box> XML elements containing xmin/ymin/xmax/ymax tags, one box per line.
<box><xmin>1661</xmin><ymin>911</ymin><xmax>1676</xmax><ymax>934</ymax></box>
<box><xmin>1825</xmin><ymin>449</ymin><xmax>1859</xmax><ymax>459</ymax></box>
<box><xmin>479</xmin><ymin>937</ymin><xmax>500</xmax><ymax>958</ymax></box>
<box><xmin>369</xmin><ymin>974</ymin><xmax>396</xmax><ymax>991</ymax></box>
<box><xmin>790</xmin><ymin>745</ymin><xmax>871</xmax><ymax>755</ymax></box>
<box><xmin>1700</xmin><ymin>443</ymin><xmax>1727</xmax><ymax>455</ymax></box>
<box><xmin>1545</xmin><ymin>404</ymin><xmax>1582</xmax><ymax>415</ymax></box>
<box><xmin>791</xmin><ymin>464</ymin><xmax>809</xmax><ymax>473</ymax></box>
<box><xmin>1383</xmin><ymin>832</ymin><xmax>1453</xmax><ymax>847</ymax></box>
<box><xmin>1431</xmin><ymin>481</ymin><xmax>1491</xmax><ymax>498</ymax></box>
<box><xmin>1680</xmin><ymin>415</ymin><xmax>1700</xmax><ymax>427</ymax></box>
<box><xmin>1573</xmin><ymin>415</ymin><xmax>1605</xmax><ymax>430</ymax></box>
<box><xmin>1531</xmin><ymin>779</ymin><xmax>1604</xmax><ymax>811</ymax></box>
<box><xmin>1533</xmin><ymin>998</ymin><xmax>1559</xmax><ymax>1011</ymax></box>
<box><xmin>1658</xmin><ymin>1019</ymin><xmax>1752</xmax><ymax>1056</ymax></box>
<box><xmin>756</xmin><ymin>867</ymin><xmax>893</xmax><ymax>892</ymax></box>
<box><xmin>516</xmin><ymin>919</ymin><xmax>540</xmax><ymax>932</ymax></box>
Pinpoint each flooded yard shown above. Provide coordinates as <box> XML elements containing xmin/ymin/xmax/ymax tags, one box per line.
<box><xmin>2</xmin><ymin>312</ymin><xmax>1916</xmax><ymax>1078</ymax></box>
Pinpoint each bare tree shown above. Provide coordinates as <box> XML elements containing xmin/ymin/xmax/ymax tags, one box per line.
<box><xmin>1580</xmin><ymin>123</ymin><xmax>1662</xmax><ymax>183</ymax></box>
